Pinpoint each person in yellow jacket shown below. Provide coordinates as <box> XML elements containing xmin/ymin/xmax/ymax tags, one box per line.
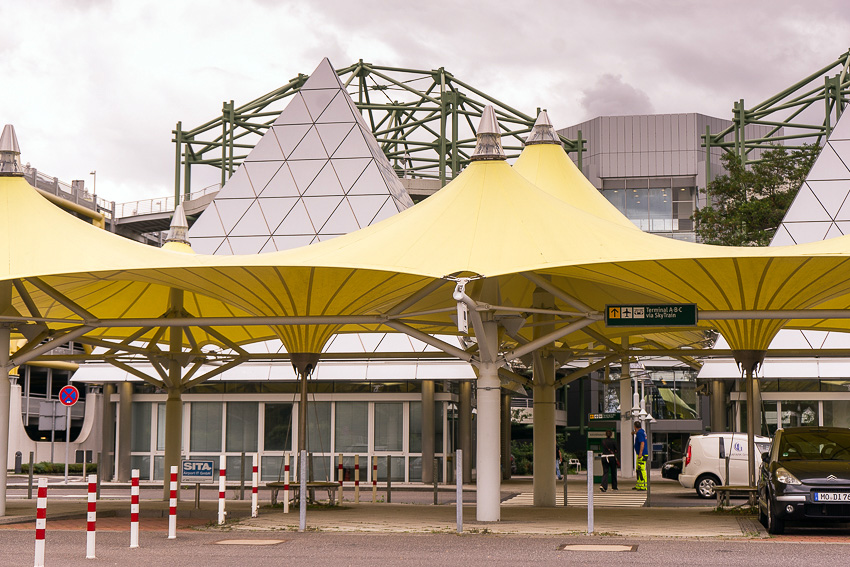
<box><xmin>633</xmin><ymin>421</ymin><xmax>648</xmax><ymax>490</ymax></box>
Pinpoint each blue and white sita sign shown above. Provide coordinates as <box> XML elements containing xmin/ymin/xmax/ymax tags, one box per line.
<box><xmin>182</xmin><ymin>459</ymin><xmax>215</xmax><ymax>482</ymax></box>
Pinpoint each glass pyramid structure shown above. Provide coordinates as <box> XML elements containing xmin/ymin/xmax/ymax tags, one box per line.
<box><xmin>189</xmin><ymin>58</ymin><xmax>414</xmax><ymax>255</ymax></box>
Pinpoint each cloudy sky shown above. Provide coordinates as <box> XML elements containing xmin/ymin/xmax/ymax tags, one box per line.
<box><xmin>1</xmin><ymin>0</ymin><xmax>848</xmax><ymax>204</ymax></box>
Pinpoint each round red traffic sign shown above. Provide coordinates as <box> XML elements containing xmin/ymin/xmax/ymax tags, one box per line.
<box><xmin>59</xmin><ymin>385</ymin><xmax>79</xmax><ymax>407</ymax></box>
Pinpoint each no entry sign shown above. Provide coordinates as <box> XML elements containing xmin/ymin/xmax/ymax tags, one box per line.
<box><xmin>59</xmin><ymin>385</ymin><xmax>79</xmax><ymax>407</ymax></box>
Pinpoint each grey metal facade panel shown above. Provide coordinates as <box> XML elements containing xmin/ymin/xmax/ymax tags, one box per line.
<box><xmin>663</xmin><ymin>115</ymin><xmax>672</xmax><ymax>151</ymax></box>
<box><xmin>640</xmin><ymin>115</ymin><xmax>648</xmax><ymax>153</ymax></box>
<box><xmin>640</xmin><ymin>152</ymin><xmax>649</xmax><ymax>176</ymax></box>
<box><xmin>624</xmin><ymin>118</ymin><xmax>633</xmax><ymax>159</ymax></box>
<box><xmin>670</xmin><ymin>115</ymin><xmax>680</xmax><ymax>153</ymax></box>
<box><xmin>647</xmin><ymin>116</ymin><xmax>656</xmax><ymax>152</ymax></box>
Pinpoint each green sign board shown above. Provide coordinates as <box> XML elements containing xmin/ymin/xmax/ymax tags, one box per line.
<box><xmin>605</xmin><ymin>304</ymin><xmax>697</xmax><ymax>327</ymax></box>
<box><xmin>588</xmin><ymin>412</ymin><xmax>620</xmax><ymax>421</ymax></box>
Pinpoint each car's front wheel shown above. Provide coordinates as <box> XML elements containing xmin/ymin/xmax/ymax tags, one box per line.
<box><xmin>766</xmin><ymin>497</ymin><xmax>785</xmax><ymax>535</ymax></box>
<box><xmin>695</xmin><ymin>474</ymin><xmax>720</xmax><ymax>499</ymax></box>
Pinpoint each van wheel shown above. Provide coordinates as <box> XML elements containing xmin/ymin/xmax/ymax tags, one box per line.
<box><xmin>695</xmin><ymin>474</ymin><xmax>720</xmax><ymax>499</ymax></box>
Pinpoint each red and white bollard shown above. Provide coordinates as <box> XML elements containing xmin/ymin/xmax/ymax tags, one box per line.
<box><xmin>372</xmin><ymin>456</ymin><xmax>378</xmax><ymax>503</ymax></box>
<box><xmin>218</xmin><ymin>455</ymin><xmax>226</xmax><ymax>525</ymax></box>
<box><xmin>34</xmin><ymin>478</ymin><xmax>47</xmax><ymax>567</ymax></box>
<box><xmin>251</xmin><ymin>453</ymin><xmax>258</xmax><ymax>518</ymax></box>
<box><xmin>337</xmin><ymin>454</ymin><xmax>344</xmax><ymax>504</ymax></box>
<box><xmin>168</xmin><ymin>466</ymin><xmax>177</xmax><ymax>539</ymax></box>
<box><xmin>130</xmin><ymin>469</ymin><xmax>140</xmax><ymax>548</ymax></box>
<box><xmin>354</xmin><ymin>455</ymin><xmax>360</xmax><ymax>504</ymax></box>
<box><xmin>283</xmin><ymin>454</ymin><xmax>290</xmax><ymax>514</ymax></box>
<box><xmin>86</xmin><ymin>474</ymin><xmax>97</xmax><ymax>559</ymax></box>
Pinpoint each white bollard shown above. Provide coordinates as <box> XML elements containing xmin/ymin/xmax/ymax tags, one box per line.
<box><xmin>337</xmin><ymin>454</ymin><xmax>344</xmax><ymax>505</ymax></box>
<box><xmin>218</xmin><ymin>456</ymin><xmax>226</xmax><ymax>525</ymax></box>
<box><xmin>86</xmin><ymin>474</ymin><xmax>97</xmax><ymax>559</ymax></box>
<box><xmin>34</xmin><ymin>478</ymin><xmax>47</xmax><ymax>567</ymax></box>
<box><xmin>130</xmin><ymin>469</ymin><xmax>140</xmax><ymax>548</ymax></box>
<box><xmin>354</xmin><ymin>455</ymin><xmax>360</xmax><ymax>504</ymax></box>
<box><xmin>587</xmin><ymin>449</ymin><xmax>594</xmax><ymax>534</ymax></box>
<box><xmin>456</xmin><ymin>450</ymin><xmax>463</xmax><ymax>534</ymax></box>
<box><xmin>283</xmin><ymin>454</ymin><xmax>290</xmax><ymax>514</ymax></box>
<box><xmin>168</xmin><ymin>466</ymin><xmax>178</xmax><ymax>539</ymax></box>
<box><xmin>299</xmin><ymin>450</ymin><xmax>307</xmax><ymax>532</ymax></box>
<box><xmin>372</xmin><ymin>456</ymin><xmax>377</xmax><ymax>503</ymax></box>
<box><xmin>251</xmin><ymin>453</ymin><xmax>259</xmax><ymax>518</ymax></box>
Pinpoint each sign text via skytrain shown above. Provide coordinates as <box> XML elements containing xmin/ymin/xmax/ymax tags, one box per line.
<box><xmin>605</xmin><ymin>304</ymin><xmax>697</xmax><ymax>327</ymax></box>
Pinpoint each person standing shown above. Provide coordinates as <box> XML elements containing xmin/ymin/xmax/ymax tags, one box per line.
<box><xmin>600</xmin><ymin>430</ymin><xmax>618</xmax><ymax>492</ymax></box>
<box><xmin>633</xmin><ymin>421</ymin><xmax>648</xmax><ymax>490</ymax></box>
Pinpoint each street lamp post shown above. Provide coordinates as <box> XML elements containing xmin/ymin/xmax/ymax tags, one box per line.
<box><xmin>90</xmin><ymin>170</ymin><xmax>96</xmax><ymax>195</ymax></box>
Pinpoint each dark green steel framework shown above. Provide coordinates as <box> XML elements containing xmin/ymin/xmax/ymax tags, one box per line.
<box><xmin>172</xmin><ymin>61</ymin><xmax>583</xmax><ymax>203</ymax></box>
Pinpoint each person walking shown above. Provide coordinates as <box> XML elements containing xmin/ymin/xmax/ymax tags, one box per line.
<box><xmin>633</xmin><ymin>421</ymin><xmax>648</xmax><ymax>491</ymax></box>
<box><xmin>600</xmin><ymin>430</ymin><xmax>618</xmax><ymax>492</ymax></box>
<box><xmin>556</xmin><ymin>446</ymin><xmax>563</xmax><ymax>480</ymax></box>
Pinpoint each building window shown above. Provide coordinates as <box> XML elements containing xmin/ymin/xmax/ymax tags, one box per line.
<box><xmin>306</xmin><ymin>401</ymin><xmax>331</xmax><ymax>453</ymax></box>
<box><xmin>226</xmin><ymin>402</ymin><xmax>259</xmax><ymax>452</ymax></box>
<box><xmin>131</xmin><ymin>402</ymin><xmax>152</xmax><ymax>452</ymax></box>
<box><xmin>190</xmin><ymin>402</ymin><xmax>222</xmax><ymax>452</ymax></box>
<box><xmin>602</xmin><ymin>177</ymin><xmax>696</xmax><ymax>234</ymax></box>
<box><xmin>264</xmin><ymin>403</ymin><xmax>293</xmax><ymax>451</ymax></box>
<box><xmin>335</xmin><ymin>402</ymin><xmax>368</xmax><ymax>452</ymax></box>
<box><xmin>374</xmin><ymin>403</ymin><xmax>403</xmax><ymax>452</ymax></box>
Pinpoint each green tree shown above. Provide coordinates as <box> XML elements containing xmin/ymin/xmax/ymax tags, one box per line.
<box><xmin>694</xmin><ymin>145</ymin><xmax>818</xmax><ymax>246</ymax></box>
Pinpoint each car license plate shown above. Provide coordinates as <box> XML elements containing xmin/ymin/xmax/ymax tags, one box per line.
<box><xmin>813</xmin><ymin>492</ymin><xmax>850</xmax><ymax>502</ymax></box>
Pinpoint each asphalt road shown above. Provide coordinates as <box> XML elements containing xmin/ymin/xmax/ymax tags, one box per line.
<box><xmin>1</xmin><ymin>530</ymin><xmax>849</xmax><ymax>567</ymax></box>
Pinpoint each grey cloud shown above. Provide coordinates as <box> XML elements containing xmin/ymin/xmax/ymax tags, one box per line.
<box><xmin>579</xmin><ymin>74</ymin><xmax>654</xmax><ymax>119</ymax></box>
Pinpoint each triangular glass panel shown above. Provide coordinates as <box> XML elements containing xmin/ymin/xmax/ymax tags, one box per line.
<box><xmin>228</xmin><ymin>236</ymin><xmax>270</xmax><ymax>255</ymax></box>
<box><xmin>347</xmin><ymin>163</ymin><xmax>389</xmax><ymax>195</ymax></box>
<box><xmin>218</xmin><ymin>198</ymin><xmax>255</xmax><ymax>233</ymax></box>
<box><xmin>783</xmin><ymin>184</ymin><xmax>831</xmax><ymax>222</ymax></box>
<box><xmin>230</xmin><ymin>200</ymin><xmax>271</xmax><ymax>237</ymax></box>
<box><xmin>244</xmin><ymin>129</ymin><xmax>285</xmax><ymax>162</ymax></box>
<box><xmin>272</xmin><ymin>93</ymin><xmax>313</xmax><ymax>126</ymax></box>
<box><xmin>259</xmin><ymin>164</ymin><xmax>300</xmax><ymax>198</ymax></box>
<box><xmin>829</xmin><ymin>140</ymin><xmax>850</xmax><ymax>169</ymax></box>
<box><xmin>317</xmin><ymin>91</ymin><xmax>357</xmax><ymax>123</ymax></box>
<box><xmin>316</xmin><ymin>123</ymin><xmax>355</xmax><ymax>156</ymax></box>
<box><xmin>189</xmin><ymin>236</ymin><xmax>224</xmax><ymax>255</ymax></box>
<box><xmin>275</xmin><ymin>199</ymin><xmax>315</xmax><ymax>235</ymax></box>
<box><xmin>288</xmin><ymin>126</ymin><xmax>328</xmax><ymax>160</ymax></box>
<box><xmin>825</xmin><ymin>222</ymin><xmax>844</xmax><ymax>240</ymax></box>
<box><xmin>215</xmin><ymin>166</ymin><xmax>255</xmax><ymax>199</ymax></box>
<box><xmin>301</xmin><ymin>58</ymin><xmax>343</xmax><ymax>91</ymax></box>
<box><xmin>215</xmin><ymin>238</ymin><xmax>234</xmax><ymax>255</ymax></box>
<box><xmin>801</xmin><ymin>330</ymin><xmax>828</xmax><ymax>349</ymax></box>
<box><xmin>272</xmin><ymin>235</ymin><xmax>316</xmax><ymax>251</ymax></box>
<box><xmin>288</xmin><ymin>159</ymin><xmax>327</xmax><ymax>193</ymax></box>
<box><xmin>332</xmin><ymin>127</ymin><xmax>372</xmax><ymax>159</ymax></box>
<box><xmin>302</xmin><ymin>196</ymin><xmax>344</xmax><ymax>231</ymax></box>
<box><xmin>828</xmin><ymin>112</ymin><xmax>850</xmax><ymax>142</ymax></box>
<box><xmin>806</xmin><ymin>180</ymin><xmax>850</xmax><ymax>218</ymax></box>
<box><xmin>302</xmin><ymin>162</ymin><xmax>344</xmax><ymax>197</ymax></box>
<box><xmin>244</xmin><ymin>162</ymin><xmax>283</xmax><ymax>196</ymax></box>
<box><xmin>784</xmin><ymin>221</ymin><xmax>832</xmax><ymax>244</ymax></box>
<box><xmin>301</xmin><ymin>89</ymin><xmax>338</xmax><ymax>122</ymax></box>
<box><xmin>836</xmin><ymin>220</ymin><xmax>850</xmax><ymax>234</ymax></box>
<box><xmin>358</xmin><ymin>123</ymin><xmax>387</xmax><ymax>161</ymax></box>
<box><xmin>359</xmin><ymin>333</ymin><xmax>385</xmax><ymax>352</ymax></box>
<box><xmin>317</xmin><ymin>199</ymin><xmax>360</xmax><ymax>233</ymax></box>
<box><xmin>272</xmin><ymin>124</ymin><xmax>312</xmax><ymax>158</ymax></box>
<box><xmin>370</xmin><ymin>195</ymin><xmax>401</xmax><ymax>224</ymax></box>
<box><xmin>806</xmin><ymin>144</ymin><xmax>850</xmax><ymax>181</ymax></box>
<box><xmin>348</xmin><ymin>195</ymin><xmax>390</xmax><ymax>227</ymax></box>
<box><xmin>258</xmin><ymin>197</ymin><xmax>299</xmax><ymax>233</ymax></box>
<box><xmin>259</xmin><ymin>238</ymin><xmax>278</xmax><ymax>254</ymax></box>
<box><xmin>822</xmin><ymin>330</ymin><xmax>850</xmax><ymax>348</ymax></box>
<box><xmin>188</xmin><ymin>202</ymin><xmax>226</xmax><ymax>238</ymax></box>
<box><xmin>331</xmin><ymin>158</ymin><xmax>371</xmax><ymax>190</ymax></box>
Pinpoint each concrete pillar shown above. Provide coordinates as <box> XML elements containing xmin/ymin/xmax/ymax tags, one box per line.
<box><xmin>116</xmin><ymin>381</ymin><xmax>133</xmax><ymax>482</ymax></box>
<box><xmin>476</xmin><ymin>318</ymin><xmax>501</xmax><ymax>522</ymax></box>
<box><xmin>0</xmin><ymin>323</ymin><xmax>10</xmax><ymax>517</ymax></box>
<box><xmin>100</xmin><ymin>383</ymin><xmax>115</xmax><ymax>481</ymax></box>
<box><xmin>459</xmin><ymin>381</ymin><xmax>472</xmax><ymax>483</ymax></box>
<box><xmin>163</xmin><ymin>387</ymin><xmax>183</xmax><ymax>499</ymax></box>
<box><xmin>746</xmin><ymin>368</ymin><xmax>756</xmax><ymax>487</ymax></box>
<box><xmin>532</xmin><ymin>287</ymin><xmax>557</xmax><ymax>506</ymax></box>
<box><xmin>501</xmin><ymin>393</ymin><xmax>511</xmax><ymax>480</ymax></box>
<box><xmin>421</xmin><ymin>380</ymin><xmax>435</xmax><ymax>483</ymax></box>
<box><xmin>619</xmin><ymin>340</ymin><xmax>633</xmax><ymax>479</ymax></box>
<box><xmin>753</xmin><ymin>378</ymin><xmax>762</xmax><ymax>437</ymax></box>
<box><xmin>710</xmin><ymin>380</ymin><xmax>727</xmax><ymax>433</ymax></box>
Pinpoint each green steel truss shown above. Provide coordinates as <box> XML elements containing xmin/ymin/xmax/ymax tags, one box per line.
<box><xmin>172</xmin><ymin>61</ymin><xmax>583</xmax><ymax>202</ymax></box>
<box><xmin>704</xmin><ymin>49</ymin><xmax>850</xmax><ymax>173</ymax></box>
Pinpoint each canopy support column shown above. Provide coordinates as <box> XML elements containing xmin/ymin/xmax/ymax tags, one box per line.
<box><xmin>421</xmin><ymin>381</ymin><xmax>435</xmax><ymax>484</ymax></box>
<box><xmin>532</xmin><ymin>288</ymin><xmax>556</xmax><ymax>507</ymax></box>
<box><xmin>291</xmin><ymin>353</ymin><xmax>320</xmax><ymax>475</ymax></box>
<box><xmin>100</xmin><ymin>384</ymin><xmax>115</xmax><ymax>482</ymax></box>
<box><xmin>476</xmin><ymin>317</ymin><xmax>501</xmax><ymax>522</ymax></box>
<box><xmin>459</xmin><ymin>381</ymin><xmax>472</xmax><ymax>483</ymax></box>
<box><xmin>733</xmin><ymin>350</ymin><xmax>765</xmax><ymax>491</ymax></box>
<box><xmin>619</xmin><ymin>338</ymin><xmax>633</xmax><ymax>479</ymax></box>
<box><xmin>116</xmin><ymin>381</ymin><xmax>133</xmax><ymax>482</ymax></box>
<box><xmin>0</xmin><ymin>323</ymin><xmax>10</xmax><ymax>516</ymax></box>
<box><xmin>164</xmin><ymin>289</ymin><xmax>184</xmax><ymax>500</ymax></box>
<box><xmin>710</xmin><ymin>380</ymin><xmax>727</xmax><ymax>433</ymax></box>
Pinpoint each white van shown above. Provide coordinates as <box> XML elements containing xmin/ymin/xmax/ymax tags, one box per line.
<box><xmin>679</xmin><ymin>433</ymin><xmax>771</xmax><ymax>498</ymax></box>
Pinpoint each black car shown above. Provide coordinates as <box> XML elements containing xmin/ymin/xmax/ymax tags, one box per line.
<box><xmin>758</xmin><ymin>426</ymin><xmax>850</xmax><ymax>534</ymax></box>
<box><xmin>661</xmin><ymin>458</ymin><xmax>683</xmax><ymax>481</ymax></box>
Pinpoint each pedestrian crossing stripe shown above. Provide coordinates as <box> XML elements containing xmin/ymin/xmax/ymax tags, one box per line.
<box><xmin>502</xmin><ymin>492</ymin><xmax>646</xmax><ymax>508</ymax></box>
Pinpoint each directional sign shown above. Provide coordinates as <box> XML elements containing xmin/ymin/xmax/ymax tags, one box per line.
<box><xmin>589</xmin><ymin>412</ymin><xmax>621</xmax><ymax>421</ymax></box>
<box><xmin>58</xmin><ymin>385</ymin><xmax>79</xmax><ymax>407</ymax></box>
<box><xmin>182</xmin><ymin>459</ymin><xmax>215</xmax><ymax>482</ymax></box>
<box><xmin>605</xmin><ymin>304</ymin><xmax>697</xmax><ymax>327</ymax></box>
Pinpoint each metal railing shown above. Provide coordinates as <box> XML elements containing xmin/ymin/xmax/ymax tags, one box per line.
<box><xmin>113</xmin><ymin>183</ymin><xmax>220</xmax><ymax>219</ymax></box>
